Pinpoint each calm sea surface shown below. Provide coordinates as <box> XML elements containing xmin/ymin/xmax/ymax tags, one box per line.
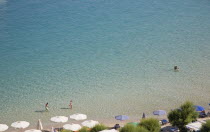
<box><xmin>0</xmin><ymin>0</ymin><xmax>210</xmax><ymax>128</ymax></box>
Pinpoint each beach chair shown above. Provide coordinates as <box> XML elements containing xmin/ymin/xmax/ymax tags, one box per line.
<box><xmin>199</xmin><ymin>112</ymin><xmax>207</xmax><ymax>118</ymax></box>
<box><xmin>160</xmin><ymin>119</ymin><xmax>168</xmax><ymax>125</ymax></box>
<box><xmin>112</xmin><ymin>124</ymin><xmax>120</xmax><ymax>130</ymax></box>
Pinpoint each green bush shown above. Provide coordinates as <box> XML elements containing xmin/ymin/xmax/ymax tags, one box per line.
<box><xmin>90</xmin><ymin>124</ymin><xmax>107</xmax><ymax>132</ymax></box>
<box><xmin>79</xmin><ymin>127</ymin><xmax>90</xmax><ymax>132</ymax></box>
<box><xmin>139</xmin><ymin>118</ymin><xmax>160</xmax><ymax>132</ymax></box>
<box><xmin>61</xmin><ymin>130</ymin><xmax>72</xmax><ymax>132</ymax></box>
<box><xmin>136</xmin><ymin>126</ymin><xmax>149</xmax><ymax>132</ymax></box>
<box><xmin>168</xmin><ymin>101</ymin><xmax>198</xmax><ymax>131</ymax></box>
<box><xmin>120</xmin><ymin>124</ymin><xmax>149</xmax><ymax>132</ymax></box>
<box><xmin>120</xmin><ymin>124</ymin><xmax>136</xmax><ymax>132</ymax></box>
<box><xmin>201</xmin><ymin>120</ymin><xmax>210</xmax><ymax>132</ymax></box>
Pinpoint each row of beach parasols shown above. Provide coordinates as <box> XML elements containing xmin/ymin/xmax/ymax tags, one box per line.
<box><xmin>51</xmin><ymin>114</ymin><xmax>100</xmax><ymax>130</ymax></box>
<box><xmin>0</xmin><ymin>111</ymin><xmax>167</xmax><ymax>132</ymax></box>
<box><xmin>0</xmin><ymin>106</ymin><xmax>205</xmax><ymax>132</ymax></box>
<box><xmin>114</xmin><ymin>106</ymin><xmax>206</xmax><ymax>124</ymax></box>
<box><xmin>114</xmin><ymin>110</ymin><xmax>167</xmax><ymax>122</ymax></box>
<box><xmin>0</xmin><ymin>113</ymin><xmax>99</xmax><ymax>132</ymax></box>
<box><xmin>49</xmin><ymin>114</ymin><xmax>100</xmax><ymax>131</ymax></box>
<box><xmin>0</xmin><ymin>121</ymin><xmax>30</xmax><ymax>132</ymax></box>
<box><xmin>0</xmin><ymin>120</ymin><xmax>41</xmax><ymax>132</ymax></box>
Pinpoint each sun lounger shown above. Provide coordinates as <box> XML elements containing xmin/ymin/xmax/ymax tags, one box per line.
<box><xmin>199</xmin><ymin>112</ymin><xmax>207</xmax><ymax>118</ymax></box>
<box><xmin>112</xmin><ymin>124</ymin><xmax>120</xmax><ymax>130</ymax></box>
<box><xmin>160</xmin><ymin>119</ymin><xmax>168</xmax><ymax>125</ymax></box>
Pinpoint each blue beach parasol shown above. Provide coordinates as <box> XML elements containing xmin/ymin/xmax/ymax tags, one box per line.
<box><xmin>194</xmin><ymin>105</ymin><xmax>205</xmax><ymax>112</ymax></box>
<box><xmin>115</xmin><ymin>115</ymin><xmax>129</xmax><ymax>121</ymax></box>
<box><xmin>153</xmin><ymin>110</ymin><xmax>166</xmax><ymax>116</ymax></box>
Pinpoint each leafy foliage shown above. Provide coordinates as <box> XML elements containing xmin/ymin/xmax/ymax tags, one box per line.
<box><xmin>79</xmin><ymin>127</ymin><xmax>89</xmax><ymax>132</ymax></box>
<box><xmin>136</xmin><ymin>126</ymin><xmax>149</xmax><ymax>132</ymax></box>
<box><xmin>90</xmin><ymin>124</ymin><xmax>107</xmax><ymax>132</ymax></box>
<box><xmin>61</xmin><ymin>130</ymin><xmax>72</xmax><ymax>132</ymax></box>
<box><xmin>139</xmin><ymin>118</ymin><xmax>160</xmax><ymax>132</ymax></box>
<box><xmin>119</xmin><ymin>124</ymin><xmax>150</xmax><ymax>132</ymax></box>
<box><xmin>168</xmin><ymin>101</ymin><xmax>198</xmax><ymax>131</ymax></box>
<box><xmin>201</xmin><ymin>120</ymin><xmax>210</xmax><ymax>132</ymax></box>
<box><xmin>120</xmin><ymin>124</ymin><xmax>136</xmax><ymax>132</ymax></box>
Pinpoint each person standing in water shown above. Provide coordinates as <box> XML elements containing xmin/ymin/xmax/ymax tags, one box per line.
<box><xmin>45</xmin><ymin>102</ymin><xmax>49</xmax><ymax>111</ymax></box>
<box><xmin>69</xmin><ymin>100</ymin><xmax>72</xmax><ymax>109</ymax></box>
<box><xmin>174</xmin><ymin>66</ymin><xmax>179</xmax><ymax>71</ymax></box>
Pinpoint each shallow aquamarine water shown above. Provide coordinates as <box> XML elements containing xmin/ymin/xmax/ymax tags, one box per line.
<box><xmin>0</xmin><ymin>0</ymin><xmax>210</xmax><ymax>129</ymax></box>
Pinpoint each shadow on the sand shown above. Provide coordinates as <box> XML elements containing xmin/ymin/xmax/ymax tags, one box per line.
<box><xmin>60</xmin><ymin>107</ymin><xmax>70</xmax><ymax>109</ymax></box>
<box><xmin>35</xmin><ymin>110</ymin><xmax>47</xmax><ymax>113</ymax></box>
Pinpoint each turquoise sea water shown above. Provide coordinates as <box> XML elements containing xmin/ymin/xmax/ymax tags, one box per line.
<box><xmin>0</xmin><ymin>0</ymin><xmax>210</xmax><ymax>128</ymax></box>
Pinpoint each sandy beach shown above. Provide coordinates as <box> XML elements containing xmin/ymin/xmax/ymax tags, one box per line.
<box><xmin>6</xmin><ymin>116</ymin><xmax>210</xmax><ymax>132</ymax></box>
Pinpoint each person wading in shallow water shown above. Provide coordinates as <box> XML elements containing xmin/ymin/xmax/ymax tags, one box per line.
<box><xmin>174</xmin><ymin>66</ymin><xmax>179</xmax><ymax>71</ymax></box>
<box><xmin>45</xmin><ymin>102</ymin><xmax>49</xmax><ymax>111</ymax></box>
<box><xmin>69</xmin><ymin>100</ymin><xmax>72</xmax><ymax>109</ymax></box>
